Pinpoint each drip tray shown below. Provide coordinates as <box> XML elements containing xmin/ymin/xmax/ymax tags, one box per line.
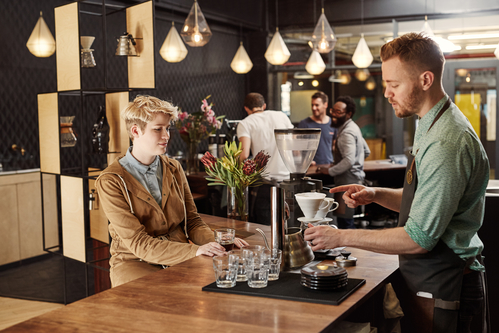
<box><xmin>202</xmin><ymin>272</ymin><xmax>365</xmax><ymax>305</ymax></box>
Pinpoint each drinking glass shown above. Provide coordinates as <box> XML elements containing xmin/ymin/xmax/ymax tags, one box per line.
<box><xmin>214</xmin><ymin>228</ymin><xmax>236</xmax><ymax>251</ymax></box>
<box><xmin>264</xmin><ymin>249</ymin><xmax>282</xmax><ymax>281</ymax></box>
<box><xmin>228</xmin><ymin>250</ymin><xmax>248</xmax><ymax>282</ymax></box>
<box><xmin>246</xmin><ymin>251</ymin><xmax>269</xmax><ymax>288</ymax></box>
<box><xmin>212</xmin><ymin>254</ymin><xmax>238</xmax><ymax>288</ymax></box>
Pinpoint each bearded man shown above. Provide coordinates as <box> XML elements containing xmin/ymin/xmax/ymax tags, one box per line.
<box><xmin>316</xmin><ymin>95</ymin><xmax>370</xmax><ymax>229</ymax></box>
<box><xmin>305</xmin><ymin>32</ymin><xmax>489</xmax><ymax>332</ymax></box>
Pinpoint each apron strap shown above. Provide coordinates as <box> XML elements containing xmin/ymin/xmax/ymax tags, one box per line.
<box><xmin>435</xmin><ymin>299</ymin><xmax>460</xmax><ymax>310</ymax></box>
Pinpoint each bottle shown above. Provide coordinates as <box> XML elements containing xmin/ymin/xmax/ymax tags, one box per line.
<box><xmin>92</xmin><ymin>106</ymin><xmax>110</xmax><ymax>154</ymax></box>
<box><xmin>218</xmin><ymin>134</ymin><xmax>226</xmax><ymax>158</ymax></box>
<box><xmin>208</xmin><ymin>134</ymin><xmax>217</xmax><ymax>157</ymax></box>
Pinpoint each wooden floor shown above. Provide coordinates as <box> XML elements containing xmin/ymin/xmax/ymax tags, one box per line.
<box><xmin>0</xmin><ymin>297</ymin><xmax>64</xmax><ymax>330</ymax></box>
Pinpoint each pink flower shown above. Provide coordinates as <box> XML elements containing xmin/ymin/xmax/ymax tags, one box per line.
<box><xmin>201</xmin><ymin>152</ymin><xmax>217</xmax><ymax>171</ymax></box>
<box><xmin>243</xmin><ymin>160</ymin><xmax>257</xmax><ymax>175</ymax></box>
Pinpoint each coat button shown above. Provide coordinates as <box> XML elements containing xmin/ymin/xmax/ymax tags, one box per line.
<box><xmin>147</xmin><ymin>197</ymin><xmax>150</xmax><ymax>200</ymax></box>
<box><xmin>162</xmin><ymin>221</ymin><xmax>166</xmax><ymax>225</ymax></box>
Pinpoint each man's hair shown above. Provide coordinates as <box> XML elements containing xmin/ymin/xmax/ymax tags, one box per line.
<box><xmin>336</xmin><ymin>96</ymin><xmax>356</xmax><ymax>117</ymax></box>
<box><xmin>380</xmin><ymin>32</ymin><xmax>445</xmax><ymax>81</ymax></box>
<box><xmin>312</xmin><ymin>91</ymin><xmax>328</xmax><ymax>105</ymax></box>
<box><xmin>244</xmin><ymin>93</ymin><xmax>265</xmax><ymax>110</ymax></box>
<box><xmin>122</xmin><ymin>95</ymin><xmax>178</xmax><ymax>140</ymax></box>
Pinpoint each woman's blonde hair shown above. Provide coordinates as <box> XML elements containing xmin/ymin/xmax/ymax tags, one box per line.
<box><xmin>122</xmin><ymin>95</ymin><xmax>178</xmax><ymax>140</ymax></box>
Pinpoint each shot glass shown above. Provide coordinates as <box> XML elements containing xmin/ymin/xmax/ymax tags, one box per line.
<box><xmin>212</xmin><ymin>254</ymin><xmax>238</xmax><ymax>288</ymax></box>
<box><xmin>246</xmin><ymin>251</ymin><xmax>269</xmax><ymax>288</ymax></box>
<box><xmin>214</xmin><ymin>228</ymin><xmax>236</xmax><ymax>251</ymax></box>
<box><xmin>228</xmin><ymin>250</ymin><xmax>248</xmax><ymax>282</ymax></box>
<box><xmin>264</xmin><ymin>249</ymin><xmax>282</xmax><ymax>281</ymax></box>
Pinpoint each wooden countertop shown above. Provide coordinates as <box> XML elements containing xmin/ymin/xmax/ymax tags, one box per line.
<box><xmin>4</xmin><ymin>214</ymin><xmax>398</xmax><ymax>332</ymax></box>
<box><xmin>307</xmin><ymin>159</ymin><xmax>406</xmax><ymax>176</ymax></box>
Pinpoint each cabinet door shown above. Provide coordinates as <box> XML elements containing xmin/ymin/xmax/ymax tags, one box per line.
<box><xmin>0</xmin><ymin>184</ymin><xmax>21</xmax><ymax>265</ymax></box>
<box><xmin>18</xmin><ymin>180</ymin><xmax>44</xmax><ymax>259</ymax></box>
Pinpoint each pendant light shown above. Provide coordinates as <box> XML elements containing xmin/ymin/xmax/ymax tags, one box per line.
<box><xmin>355</xmin><ymin>68</ymin><xmax>370</xmax><ymax>81</ymax></box>
<box><xmin>26</xmin><ymin>11</ymin><xmax>56</xmax><ymax>58</ymax></box>
<box><xmin>351</xmin><ymin>0</ymin><xmax>373</xmax><ymax>68</ymax></box>
<box><xmin>264</xmin><ymin>0</ymin><xmax>290</xmax><ymax>65</ymax></box>
<box><xmin>420</xmin><ymin>16</ymin><xmax>460</xmax><ymax>53</ymax></box>
<box><xmin>181</xmin><ymin>0</ymin><xmax>212</xmax><ymax>47</ymax></box>
<box><xmin>305</xmin><ymin>50</ymin><xmax>326</xmax><ymax>75</ymax></box>
<box><xmin>365</xmin><ymin>77</ymin><xmax>376</xmax><ymax>90</ymax></box>
<box><xmin>311</xmin><ymin>3</ymin><xmax>336</xmax><ymax>53</ymax></box>
<box><xmin>160</xmin><ymin>22</ymin><xmax>188</xmax><ymax>63</ymax></box>
<box><xmin>231</xmin><ymin>42</ymin><xmax>253</xmax><ymax>74</ymax></box>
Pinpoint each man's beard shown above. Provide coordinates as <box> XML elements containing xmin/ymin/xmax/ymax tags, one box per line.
<box><xmin>390</xmin><ymin>84</ymin><xmax>425</xmax><ymax>118</ymax></box>
<box><xmin>331</xmin><ymin>115</ymin><xmax>347</xmax><ymax>128</ymax></box>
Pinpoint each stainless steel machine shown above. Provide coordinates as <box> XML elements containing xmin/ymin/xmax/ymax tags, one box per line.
<box><xmin>270</xmin><ymin>128</ymin><xmax>324</xmax><ymax>269</ymax></box>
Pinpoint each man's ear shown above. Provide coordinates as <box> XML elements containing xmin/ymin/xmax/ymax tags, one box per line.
<box><xmin>262</xmin><ymin>103</ymin><xmax>267</xmax><ymax>111</ymax></box>
<box><xmin>244</xmin><ymin>106</ymin><xmax>251</xmax><ymax>114</ymax></box>
<box><xmin>420</xmin><ymin>71</ymin><xmax>434</xmax><ymax>91</ymax></box>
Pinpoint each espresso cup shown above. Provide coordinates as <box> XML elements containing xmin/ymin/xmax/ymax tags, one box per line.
<box><xmin>314</xmin><ymin>198</ymin><xmax>339</xmax><ymax>219</ymax></box>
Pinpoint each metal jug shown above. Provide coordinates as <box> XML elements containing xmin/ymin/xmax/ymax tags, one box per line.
<box><xmin>115</xmin><ymin>32</ymin><xmax>137</xmax><ymax>56</ymax></box>
<box><xmin>270</xmin><ymin>187</ymin><xmax>314</xmax><ymax>270</ymax></box>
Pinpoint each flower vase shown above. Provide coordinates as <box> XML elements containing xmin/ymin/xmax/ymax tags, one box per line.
<box><xmin>186</xmin><ymin>141</ymin><xmax>200</xmax><ymax>175</ymax></box>
<box><xmin>227</xmin><ymin>186</ymin><xmax>249</xmax><ymax>221</ymax></box>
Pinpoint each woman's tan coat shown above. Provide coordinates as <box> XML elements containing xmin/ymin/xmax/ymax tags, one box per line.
<box><xmin>95</xmin><ymin>155</ymin><xmax>214</xmax><ymax>284</ymax></box>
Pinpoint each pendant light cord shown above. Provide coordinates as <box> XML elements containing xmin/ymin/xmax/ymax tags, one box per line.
<box><xmin>361</xmin><ymin>0</ymin><xmax>364</xmax><ymax>34</ymax></box>
<box><xmin>275</xmin><ymin>0</ymin><xmax>278</xmax><ymax>30</ymax></box>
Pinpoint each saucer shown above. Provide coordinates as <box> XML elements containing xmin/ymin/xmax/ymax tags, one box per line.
<box><xmin>297</xmin><ymin>217</ymin><xmax>322</xmax><ymax>223</ymax></box>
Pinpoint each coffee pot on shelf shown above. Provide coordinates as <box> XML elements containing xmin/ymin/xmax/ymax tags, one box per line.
<box><xmin>270</xmin><ymin>128</ymin><xmax>326</xmax><ymax>270</ymax></box>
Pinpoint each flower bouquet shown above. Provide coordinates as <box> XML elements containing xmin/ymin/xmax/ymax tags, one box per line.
<box><xmin>175</xmin><ymin>95</ymin><xmax>224</xmax><ymax>173</ymax></box>
<box><xmin>201</xmin><ymin>141</ymin><xmax>270</xmax><ymax>221</ymax></box>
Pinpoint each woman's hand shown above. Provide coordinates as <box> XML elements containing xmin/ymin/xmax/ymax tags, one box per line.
<box><xmin>234</xmin><ymin>237</ymin><xmax>249</xmax><ymax>248</ymax></box>
<box><xmin>196</xmin><ymin>242</ymin><xmax>226</xmax><ymax>257</ymax></box>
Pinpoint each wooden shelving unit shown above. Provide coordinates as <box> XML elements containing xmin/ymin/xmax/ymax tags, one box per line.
<box><xmin>37</xmin><ymin>0</ymin><xmax>156</xmax><ymax>301</ymax></box>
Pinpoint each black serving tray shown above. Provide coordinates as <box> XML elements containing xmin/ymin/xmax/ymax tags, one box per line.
<box><xmin>202</xmin><ymin>272</ymin><xmax>365</xmax><ymax>306</ymax></box>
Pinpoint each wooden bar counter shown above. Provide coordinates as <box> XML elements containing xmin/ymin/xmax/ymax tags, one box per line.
<box><xmin>4</xmin><ymin>214</ymin><xmax>398</xmax><ymax>332</ymax></box>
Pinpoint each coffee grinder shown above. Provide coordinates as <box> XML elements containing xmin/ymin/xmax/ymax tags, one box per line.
<box><xmin>270</xmin><ymin>129</ymin><xmax>323</xmax><ymax>269</ymax></box>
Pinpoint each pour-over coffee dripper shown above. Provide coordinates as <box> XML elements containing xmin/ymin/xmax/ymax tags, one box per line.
<box><xmin>81</xmin><ymin>36</ymin><xmax>96</xmax><ymax>68</ymax></box>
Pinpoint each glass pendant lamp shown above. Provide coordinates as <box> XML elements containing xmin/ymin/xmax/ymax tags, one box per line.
<box><xmin>351</xmin><ymin>0</ymin><xmax>373</xmax><ymax>68</ymax></box>
<box><xmin>355</xmin><ymin>68</ymin><xmax>370</xmax><ymax>81</ymax></box>
<box><xmin>265</xmin><ymin>28</ymin><xmax>290</xmax><ymax>65</ymax></box>
<box><xmin>305</xmin><ymin>50</ymin><xmax>326</xmax><ymax>75</ymax></box>
<box><xmin>265</xmin><ymin>0</ymin><xmax>290</xmax><ymax>65</ymax></box>
<box><xmin>231</xmin><ymin>42</ymin><xmax>253</xmax><ymax>74</ymax></box>
<box><xmin>365</xmin><ymin>77</ymin><xmax>376</xmax><ymax>90</ymax></box>
<box><xmin>160</xmin><ymin>22</ymin><xmax>188</xmax><ymax>62</ymax></box>
<box><xmin>181</xmin><ymin>0</ymin><xmax>212</xmax><ymax>47</ymax></box>
<box><xmin>311</xmin><ymin>8</ymin><xmax>336</xmax><ymax>53</ymax></box>
<box><xmin>26</xmin><ymin>11</ymin><xmax>56</xmax><ymax>57</ymax></box>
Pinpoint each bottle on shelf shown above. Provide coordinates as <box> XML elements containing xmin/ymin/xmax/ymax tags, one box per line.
<box><xmin>91</xmin><ymin>106</ymin><xmax>110</xmax><ymax>154</ymax></box>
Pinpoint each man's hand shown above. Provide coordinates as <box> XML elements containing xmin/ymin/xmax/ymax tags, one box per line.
<box><xmin>196</xmin><ymin>242</ymin><xmax>226</xmax><ymax>257</ymax></box>
<box><xmin>330</xmin><ymin>184</ymin><xmax>375</xmax><ymax>208</ymax></box>
<box><xmin>304</xmin><ymin>224</ymin><xmax>341</xmax><ymax>251</ymax></box>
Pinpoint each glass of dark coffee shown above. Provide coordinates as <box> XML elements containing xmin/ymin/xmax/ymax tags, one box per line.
<box><xmin>214</xmin><ymin>228</ymin><xmax>236</xmax><ymax>251</ymax></box>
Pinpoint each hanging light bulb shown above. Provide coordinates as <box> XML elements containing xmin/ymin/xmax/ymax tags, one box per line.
<box><xmin>355</xmin><ymin>68</ymin><xmax>370</xmax><ymax>81</ymax></box>
<box><xmin>26</xmin><ymin>11</ymin><xmax>56</xmax><ymax>57</ymax></box>
<box><xmin>181</xmin><ymin>0</ymin><xmax>212</xmax><ymax>47</ymax></box>
<box><xmin>231</xmin><ymin>42</ymin><xmax>253</xmax><ymax>74</ymax></box>
<box><xmin>336</xmin><ymin>70</ymin><xmax>351</xmax><ymax>85</ymax></box>
<box><xmin>265</xmin><ymin>28</ymin><xmax>291</xmax><ymax>65</ymax></box>
<box><xmin>352</xmin><ymin>0</ymin><xmax>373</xmax><ymax>68</ymax></box>
<box><xmin>160</xmin><ymin>22</ymin><xmax>188</xmax><ymax>63</ymax></box>
<box><xmin>305</xmin><ymin>50</ymin><xmax>326</xmax><ymax>75</ymax></box>
<box><xmin>311</xmin><ymin>8</ymin><xmax>336</xmax><ymax>53</ymax></box>
<box><xmin>365</xmin><ymin>77</ymin><xmax>376</xmax><ymax>90</ymax></box>
<box><xmin>420</xmin><ymin>16</ymin><xmax>460</xmax><ymax>53</ymax></box>
<box><xmin>352</xmin><ymin>34</ymin><xmax>373</xmax><ymax>68</ymax></box>
<box><xmin>312</xmin><ymin>80</ymin><xmax>319</xmax><ymax>87</ymax></box>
